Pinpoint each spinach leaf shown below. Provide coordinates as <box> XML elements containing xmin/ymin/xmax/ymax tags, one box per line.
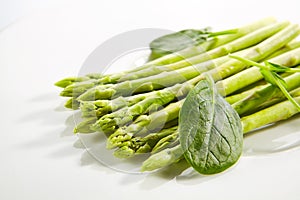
<box><xmin>179</xmin><ymin>76</ymin><xmax>243</xmax><ymax>174</ymax></box>
<box><xmin>149</xmin><ymin>29</ymin><xmax>211</xmax><ymax>60</ymax></box>
<box><xmin>149</xmin><ymin>28</ymin><xmax>236</xmax><ymax>60</ymax></box>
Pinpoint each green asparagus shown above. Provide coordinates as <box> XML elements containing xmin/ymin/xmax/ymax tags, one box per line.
<box><xmin>141</xmin><ymin>96</ymin><xmax>300</xmax><ymax>172</ymax></box>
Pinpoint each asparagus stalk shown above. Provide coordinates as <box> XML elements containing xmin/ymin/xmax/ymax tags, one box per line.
<box><xmin>139</xmin><ymin>17</ymin><xmax>277</xmax><ymax>67</ymax></box>
<box><xmin>225</xmin><ymin>85</ymin><xmax>265</xmax><ymax>104</ymax></box>
<box><xmin>81</xmin><ymin>40</ymin><xmax>300</xmax><ymax>112</ymax></box>
<box><xmin>216</xmin><ymin>47</ymin><xmax>300</xmax><ymax>96</ymax></box>
<box><xmin>70</xmin><ymin>40</ymin><xmax>300</xmax><ymax>120</ymax></box>
<box><xmin>112</xmin><ymin>86</ymin><xmax>300</xmax><ymax>158</ymax></box>
<box><xmin>78</xmin><ymin>49</ymin><xmax>300</xmax><ymax>138</ymax></box>
<box><xmin>115</xmin><ymin>21</ymin><xmax>287</xmax><ymax>82</ymax></box>
<box><xmin>267</xmin><ymin>40</ymin><xmax>300</xmax><ymax>59</ymax></box>
<box><xmin>141</xmin><ymin>96</ymin><xmax>300</xmax><ymax>171</ymax></box>
<box><xmin>61</xmin><ymin>21</ymin><xmax>289</xmax><ymax>100</ymax></box>
<box><xmin>88</xmin><ymin>82</ymin><xmax>191</xmax><ymax>133</ymax></box>
<box><xmin>106</xmin><ymin>70</ymin><xmax>300</xmax><ymax>157</ymax></box>
<box><xmin>55</xmin><ymin>18</ymin><xmax>276</xmax><ymax>90</ymax></box>
<box><xmin>79</xmin><ymin>47</ymin><xmax>300</xmax><ymax>134</ymax></box>
<box><xmin>241</xmin><ymin>96</ymin><xmax>300</xmax><ymax>132</ymax></box>
<box><xmin>75</xmin><ymin>24</ymin><xmax>299</xmax><ymax>101</ymax></box>
<box><xmin>232</xmin><ymin>67</ymin><xmax>300</xmax><ymax>116</ymax></box>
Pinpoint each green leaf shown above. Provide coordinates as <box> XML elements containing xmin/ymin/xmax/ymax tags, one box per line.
<box><xmin>149</xmin><ymin>28</ymin><xmax>237</xmax><ymax>60</ymax></box>
<box><xmin>266</xmin><ymin>61</ymin><xmax>291</xmax><ymax>73</ymax></box>
<box><xmin>149</xmin><ymin>29</ymin><xmax>210</xmax><ymax>60</ymax></box>
<box><xmin>179</xmin><ymin>77</ymin><xmax>243</xmax><ymax>175</ymax></box>
<box><xmin>260</xmin><ymin>68</ymin><xmax>288</xmax><ymax>89</ymax></box>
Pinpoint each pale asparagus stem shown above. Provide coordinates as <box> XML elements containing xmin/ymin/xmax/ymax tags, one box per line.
<box><xmin>216</xmin><ymin>47</ymin><xmax>300</xmax><ymax>96</ymax></box>
<box><xmin>77</xmin><ymin>24</ymin><xmax>300</xmax><ymax>101</ymax></box>
<box><xmin>69</xmin><ymin>40</ymin><xmax>300</xmax><ymax>113</ymax></box>
<box><xmin>61</xmin><ymin>21</ymin><xmax>287</xmax><ymax>99</ymax></box>
<box><xmin>268</xmin><ymin>40</ymin><xmax>300</xmax><ymax>59</ymax></box>
<box><xmin>57</xmin><ymin>38</ymin><xmax>300</xmax><ymax>102</ymax></box>
<box><xmin>113</xmin><ymin>86</ymin><xmax>300</xmax><ymax>158</ymax></box>
<box><xmin>85</xmin><ymin>57</ymin><xmax>224</xmax><ymax>134</ymax></box>
<box><xmin>55</xmin><ymin>18</ymin><xmax>276</xmax><ymax>90</ymax></box>
<box><xmin>112</xmin><ymin>70</ymin><xmax>300</xmax><ymax>143</ymax></box>
<box><xmin>113</xmin><ymin>18</ymin><xmax>277</xmax><ymax>73</ymax></box>
<box><xmin>116</xmin><ymin>21</ymin><xmax>287</xmax><ymax>82</ymax></box>
<box><xmin>225</xmin><ymin>85</ymin><xmax>265</xmax><ymax>104</ymax></box>
<box><xmin>241</xmin><ymin>96</ymin><xmax>300</xmax><ymax>132</ymax></box>
<box><xmin>111</xmin><ymin>75</ymin><xmax>300</xmax><ymax>159</ymax></box>
<box><xmin>79</xmin><ymin>49</ymin><xmax>300</xmax><ymax>135</ymax></box>
<box><xmin>79</xmin><ymin>42</ymin><xmax>300</xmax><ymax>133</ymax></box>
<box><xmin>141</xmin><ymin>96</ymin><xmax>300</xmax><ymax>172</ymax></box>
<box><xmin>61</xmin><ymin>21</ymin><xmax>280</xmax><ymax>97</ymax></box>
<box><xmin>208</xmin><ymin>24</ymin><xmax>300</xmax><ymax>83</ymax></box>
<box><xmin>77</xmin><ymin>56</ymin><xmax>223</xmax><ymax>101</ymax></box>
<box><xmin>114</xmin><ymin>84</ymin><xmax>300</xmax><ymax>158</ymax></box>
<box><xmin>232</xmin><ymin>68</ymin><xmax>300</xmax><ymax>116</ymax></box>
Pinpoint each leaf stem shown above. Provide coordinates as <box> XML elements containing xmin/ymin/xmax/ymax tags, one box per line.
<box><xmin>229</xmin><ymin>54</ymin><xmax>300</xmax><ymax>111</ymax></box>
<box><xmin>273</xmin><ymin>77</ymin><xmax>300</xmax><ymax>111</ymax></box>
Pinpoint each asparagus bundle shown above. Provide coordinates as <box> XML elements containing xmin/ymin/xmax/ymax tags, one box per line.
<box><xmin>55</xmin><ymin>18</ymin><xmax>300</xmax><ymax>175</ymax></box>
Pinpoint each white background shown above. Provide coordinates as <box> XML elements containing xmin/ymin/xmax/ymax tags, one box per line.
<box><xmin>1</xmin><ymin>0</ymin><xmax>300</xmax><ymax>200</ymax></box>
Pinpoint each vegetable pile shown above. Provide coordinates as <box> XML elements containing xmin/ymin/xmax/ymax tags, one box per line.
<box><xmin>55</xmin><ymin>17</ymin><xmax>300</xmax><ymax>175</ymax></box>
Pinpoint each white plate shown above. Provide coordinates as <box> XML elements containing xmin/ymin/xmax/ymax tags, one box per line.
<box><xmin>1</xmin><ymin>1</ymin><xmax>300</xmax><ymax>200</ymax></box>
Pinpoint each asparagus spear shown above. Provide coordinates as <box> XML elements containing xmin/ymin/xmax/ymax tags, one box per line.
<box><xmin>79</xmin><ymin>92</ymin><xmax>148</xmax><ymax>118</ymax></box>
<box><xmin>72</xmin><ymin>41</ymin><xmax>300</xmax><ymax>121</ymax></box>
<box><xmin>55</xmin><ymin>18</ymin><xmax>276</xmax><ymax>90</ymax></box>
<box><xmin>113</xmin><ymin>126</ymin><xmax>178</xmax><ymax>158</ymax></box>
<box><xmin>106</xmin><ymin>100</ymin><xmax>184</xmax><ymax>149</ymax></box>
<box><xmin>75</xmin><ymin>24</ymin><xmax>300</xmax><ymax>101</ymax></box>
<box><xmin>97</xmin><ymin>40</ymin><xmax>300</xmax><ymax>109</ymax></box>
<box><xmin>232</xmin><ymin>67</ymin><xmax>300</xmax><ymax>116</ymax></box>
<box><xmin>115</xmin><ymin>21</ymin><xmax>287</xmax><ymax>82</ymax></box>
<box><xmin>112</xmin><ymin>85</ymin><xmax>300</xmax><ymax>158</ymax></box>
<box><xmin>80</xmin><ymin>51</ymin><xmax>300</xmax><ymax>140</ymax></box>
<box><xmin>141</xmin><ymin>96</ymin><xmax>300</xmax><ymax>171</ymax></box>
<box><xmin>105</xmin><ymin>68</ymin><xmax>300</xmax><ymax>156</ymax></box>
<box><xmin>79</xmin><ymin>47</ymin><xmax>300</xmax><ymax>135</ymax></box>
<box><xmin>216</xmin><ymin>47</ymin><xmax>300</xmax><ymax>96</ymax></box>
<box><xmin>87</xmin><ymin>79</ymin><xmax>194</xmax><ymax>132</ymax></box>
<box><xmin>61</xmin><ymin>21</ymin><xmax>289</xmax><ymax>100</ymax></box>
